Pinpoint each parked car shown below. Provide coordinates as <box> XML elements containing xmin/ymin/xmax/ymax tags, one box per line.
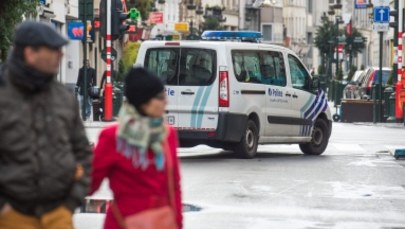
<box><xmin>359</xmin><ymin>67</ymin><xmax>391</xmax><ymax>99</ymax></box>
<box><xmin>343</xmin><ymin>67</ymin><xmax>391</xmax><ymax>100</ymax></box>
<box><xmin>343</xmin><ymin>70</ymin><xmax>364</xmax><ymax>99</ymax></box>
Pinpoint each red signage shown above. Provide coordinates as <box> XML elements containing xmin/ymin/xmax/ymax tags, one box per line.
<box><xmin>128</xmin><ymin>24</ymin><xmax>136</xmax><ymax>33</ymax></box>
<box><xmin>129</xmin><ymin>28</ymin><xmax>144</xmax><ymax>42</ymax></box>
<box><xmin>149</xmin><ymin>12</ymin><xmax>164</xmax><ymax>24</ymax></box>
<box><xmin>346</xmin><ymin>21</ymin><xmax>352</xmax><ymax>36</ymax></box>
<box><xmin>335</xmin><ymin>44</ymin><xmax>344</xmax><ymax>53</ymax></box>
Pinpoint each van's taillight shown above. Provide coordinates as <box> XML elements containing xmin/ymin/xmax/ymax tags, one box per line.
<box><xmin>219</xmin><ymin>71</ymin><xmax>229</xmax><ymax>107</ymax></box>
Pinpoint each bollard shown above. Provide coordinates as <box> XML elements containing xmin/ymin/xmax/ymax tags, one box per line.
<box><xmin>383</xmin><ymin>87</ymin><xmax>394</xmax><ymax>121</ymax></box>
<box><xmin>372</xmin><ymin>85</ymin><xmax>377</xmax><ymax>123</ymax></box>
<box><xmin>334</xmin><ymin>81</ymin><xmax>346</xmax><ymax>107</ymax></box>
<box><xmin>387</xmin><ymin>91</ymin><xmax>397</xmax><ymax>122</ymax></box>
<box><xmin>402</xmin><ymin>103</ymin><xmax>405</xmax><ymax>126</ymax></box>
<box><xmin>329</xmin><ymin>80</ymin><xmax>335</xmax><ymax>102</ymax></box>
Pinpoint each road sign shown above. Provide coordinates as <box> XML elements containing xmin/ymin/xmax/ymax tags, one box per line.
<box><xmin>149</xmin><ymin>12</ymin><xmax>164</xmax><ymax>24</ymax></box>
<box><xmin>67</xmin><ymin>21</ymin><xmax>85</xmax><ymax>40</ymax></box>
<box><xmin>101</xmin><ymin>48</ymin><xmax>117</xmax><ymax>62</ymax></box>
<box><xmin>373</xmin><ymin>0</ymin><xmax>389</xmax><ymax>7</ymax></box>
<box><xmin>353</xmin><ymin>36</ymin><xmax>365</xmax><ymax>43</ymax></box>
<box><xmin>175</xmin><ymin>23</ymin><xmax>189</xmax><ymax>32</ymax></box>
<box><xmin>373</xmin><ymin>6</ymin><xmax>390</xmax><ymax>23</ymax></box>
<box><xmin>372</xmin><ymin>0</ymin><xmax>390</xmax><ymax>32</ymax></box>
<box><xmin>373</xmin><ymin>23</ymin><xmax>389</xmax><ymax>32</ymax></box>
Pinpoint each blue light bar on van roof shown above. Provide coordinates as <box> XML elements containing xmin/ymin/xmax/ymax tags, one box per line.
<box><xmin>201</xmin><ymin>31</ymin><xmax>263</xmax><ymax>42</ymax></box>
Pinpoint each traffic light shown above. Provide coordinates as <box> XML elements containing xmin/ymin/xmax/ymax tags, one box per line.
<box><xmin>389</xmin><ymin>9</ymin><xmax>398</xmax><ymax>28</ymax></box>
<box><xmin>99</xmin><ymin>0</ymin><xmax>107</xmax><ymax>39</ymax></box>
<box><xmin>99</xmin><ymin>0</ymin><xmax>130</xmax><ymax>40</ymax></box>
<box><xmin>129</xmin><ymin>8</ymin><xmax>141</xmax><ymax>23</ymax></box>
<box><xmin>112</xmin><ymin>0</ymin><xmax>129</xmax><ymax>40</ymax></box>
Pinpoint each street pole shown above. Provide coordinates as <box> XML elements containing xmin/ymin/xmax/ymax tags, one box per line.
<box><xmin>379</xmin><ymin>31</ymin><xmax>384</xmax><ymax>122</ymax></box>
<box><xmin>335</xmin><ymin>19</ymin><xmax>339</xmax><ymax>79</ymax></box>
<box><xmin>104</xmin><ymin>0</ymin><xmax>113</xmax><ymax>121</ymax></box>
<box><xmin>395</xmin><ymin>0</ymin><xmax>404</xmax><ymax>121</ymax></box>
<box><xmin>82</xmin><ymin>3</ymin><xmax>88</xmax><ymax>121</ymax></box>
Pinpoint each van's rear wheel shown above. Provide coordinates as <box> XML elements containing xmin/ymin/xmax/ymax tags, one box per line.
<box><xmin>233</xmin><ymin>120</ymin><xmax>258</xmax><ymax>159</ymax></box>
<box><xmin>299</xmin><ymin>118</ymin><xmax>329</xmax><ymax>155</ymax></box>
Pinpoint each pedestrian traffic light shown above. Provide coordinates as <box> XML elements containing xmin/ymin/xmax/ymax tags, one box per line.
<box><xmin>129</xmin><ymin>8</ymin><xmax>141</xmax><ymax>23</ymax></box>
<box><xmin>112</xmin><ymin>0</ymin><xmax>129</xmax><ymax>40</ymax></box>
<box><xmin>99</xmin><ymin>0</ymin><xmax>107</xmax><ymax>39</ymax></box>
<box><xmin>389</xmin><ymin>10</ymin><xmax>398</xmax><ymax>28</ymax></box>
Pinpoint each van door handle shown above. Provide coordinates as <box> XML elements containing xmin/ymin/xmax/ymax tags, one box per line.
<box><xmin>292</xmin><ymin>94</ymin><xmax>298</xmax><ymax>98</ymax></box>
<box><xmin>181</xmin><ymin>91</ymin><xmax>195</xmax><ymax>95</ymax></box>
<box><xmin>285</xmin><ymin>93</ymin><xmax>292</xmax><ymax>97</ymax></box>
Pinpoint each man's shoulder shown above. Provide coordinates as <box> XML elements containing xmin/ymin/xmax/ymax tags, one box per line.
<box><xmin>50</xmin><ymin>82</ymin><xmax>76</xmax><ymax>101</ymax></box>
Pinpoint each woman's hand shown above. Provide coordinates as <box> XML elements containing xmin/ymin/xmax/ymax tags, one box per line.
<box><xmin>0</xmin><ymin>203</ymin><xmax>12</xmax><ymax>216</ymax></box>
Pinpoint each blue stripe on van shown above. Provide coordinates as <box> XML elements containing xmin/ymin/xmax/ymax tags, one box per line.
<box><xmin>300</xmin><ymin>90</ymin><xmax>327</xmax><ymax>136</ymax></box>
<box><xmin>196</xmin><ymin>85</ymin><xmax>214</xmax><ymax>128</ymax></box>
<box><xmin>308</xmin><ymin>93</ymin><xmax>326</xmax><ymax>121</ymax></box>
<box><xmin>300</xmin><ymin>95</ymin><xmax>315</xmax><ymax>135</ymax></box>
<box><xmin>191</xmin><ymin>87</ymin><xmax>205</xmax><ymax>127</ymax></box>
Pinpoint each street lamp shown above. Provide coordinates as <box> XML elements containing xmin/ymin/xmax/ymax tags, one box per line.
<box><xmin>195</xmin><ymin>3</ymin><xmax>204</xmax><ymax>34</ymax></box>
<box><xmin>251</xmin><ymin>0</ymin><xmax>277</xmax><ymax>32</ymax></box>
<box><xmin>328</xmin><ymin>3</ymin><xmax>343</xmax><ymax>80</ymax></box>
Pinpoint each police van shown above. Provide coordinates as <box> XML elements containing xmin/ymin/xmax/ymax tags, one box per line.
<box><xmin>135</xmin><ymin>31</ymin><xmax>332</xmax><ymax>158</ymax></box>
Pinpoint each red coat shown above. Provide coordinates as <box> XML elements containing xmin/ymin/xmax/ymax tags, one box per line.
<box><xmin>90</xmin><ymin>124</ymin><xmax>183</xmax><ymax>229</ymax></box>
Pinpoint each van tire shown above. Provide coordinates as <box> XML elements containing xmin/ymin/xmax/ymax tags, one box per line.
<box><xmin>233</xmin><ymin>120</ymin><xmax>258</xmax><ymax>159</ymax></box>
<box><xmin>299</xmin><ymin>118</ymin><xmax>329</xmax><ymax>155</ymax></box>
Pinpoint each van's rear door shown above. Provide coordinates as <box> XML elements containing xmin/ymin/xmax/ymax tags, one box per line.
<box><xmin>143</xmin><ymin>46</ymin><xmax>180</xmax><ymax>127</ymax></box>
<box><xmin>142</xmin><ymin>44</ymin><xmax>218</xmax><ymax>131</ymax></box>
<box><xmin>176</xmin><ymin>48</ymin><xmax>218</xmax><ymax>131</ymax></box>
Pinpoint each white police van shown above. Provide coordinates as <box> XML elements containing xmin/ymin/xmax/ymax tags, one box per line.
<box><xmin>135</xmin><ymin>31</ymin><xmax>332</xmax><ymax>158</ymax></box>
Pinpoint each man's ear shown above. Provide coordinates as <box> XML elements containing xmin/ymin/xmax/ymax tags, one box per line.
<box><xmin>24</xmin><ymin>47</ymin><xmax>36</xmax><ymax>66</ymax></box>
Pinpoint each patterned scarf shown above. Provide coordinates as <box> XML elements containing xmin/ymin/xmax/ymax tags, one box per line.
<box><xmin>116</xmin><ymin>102</ymin><xmax>166</xmax><ymax>170</ymax></box>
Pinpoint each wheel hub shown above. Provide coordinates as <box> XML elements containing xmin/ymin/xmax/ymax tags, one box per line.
<box><xmin>312</xmin><ymin>127</ymin><xmax>323</xmax><ymax>146</ymax></box>
<box><xmin>246</xmin><ymin>129</ymin><xmax>254</xmax><ymax>149</ymax></box>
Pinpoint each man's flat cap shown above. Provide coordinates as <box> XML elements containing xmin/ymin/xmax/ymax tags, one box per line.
<box><xmin>13</xmin><ymin>21</ymin><xmax>68</xmax><ymax>48</ymax></box>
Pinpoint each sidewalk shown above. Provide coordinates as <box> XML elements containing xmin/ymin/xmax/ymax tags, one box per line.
<box><xmin>328</xmin><ymin>101</ymin><xmax>405</xmax><ymax>129</ymax></box>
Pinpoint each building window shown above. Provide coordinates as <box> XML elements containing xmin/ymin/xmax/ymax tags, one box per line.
<box><xmin>262</xmin><ymin>24</ymin><xmax>273</xmax><ymax>41</ymax></box>
<box><xmin>307</xmin><ymin>0</ymin><xmax>312</xmax><ymax>13</ymax></box>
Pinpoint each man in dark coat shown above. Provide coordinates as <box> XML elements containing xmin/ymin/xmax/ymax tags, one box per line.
<box><xmin>0</xmin><ymin>21</ymin><xmax>92</xmax><ymax>229</ymax></box>
<box><xmin>76</xmin><ymin>59</ymin><xmax>96</xmax><ymax>120</ymax></box>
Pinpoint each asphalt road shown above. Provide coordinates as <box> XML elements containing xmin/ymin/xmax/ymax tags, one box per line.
<box><xmin>78</xmin><ymin>122</ymin><xmax>405</xmax><ymax>229</ymax></box>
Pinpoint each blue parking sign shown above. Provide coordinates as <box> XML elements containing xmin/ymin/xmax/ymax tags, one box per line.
<box><xmin>67</xmin><ymin>21</ymin><xmax>85</xmax><ymax>40</ymax></box>
<box><xmin>373</xmin><ymin>6</ymin><xmax>390</xmax><ymax>23</ymax></box>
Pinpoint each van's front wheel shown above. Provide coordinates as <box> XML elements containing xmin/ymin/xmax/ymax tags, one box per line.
<box><xmin>299</xmin><ymin>118</ymin><xmax>329</xmax><ymax>155</ymax></box>
<box><xmin>233</xmin><ymin>120</ymin><xmax>258</xmax><ymax>159</ymax></box>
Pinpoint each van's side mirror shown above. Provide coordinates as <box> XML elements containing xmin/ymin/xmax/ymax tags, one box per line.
<box><xmin>311</xmin><ymin>77</ymin><xmax>320</xmax><ymax>90</ymax></box>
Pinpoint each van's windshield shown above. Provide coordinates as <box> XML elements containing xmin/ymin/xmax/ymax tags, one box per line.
<box><xmin>145</xmin><ymin>48</ymin><xmax>217</xmax><ymax>86</ymax></box>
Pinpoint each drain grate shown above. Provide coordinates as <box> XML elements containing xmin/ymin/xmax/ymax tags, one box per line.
<box><xmin>182</xmin><ymin>203</ymin><xmax>202</xmax><ymax>212</ymax></box>
<box><xmin>80</xmin><ymin>199</ymin><xmax>202</xmax><ymax>213</ymax></box>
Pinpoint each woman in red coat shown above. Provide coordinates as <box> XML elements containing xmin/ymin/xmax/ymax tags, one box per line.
<box><xmin>90</xmin><ymin>67</ymin><xmax>182</xmax><ymax>229</ymax></box>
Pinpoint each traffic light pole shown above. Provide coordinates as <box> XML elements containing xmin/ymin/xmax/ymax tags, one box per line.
<box><xmin>104</xmin><ymin>0</ymin><xmax>113</xmax><ymax>121</ymax></box>
<box><xmin>377</xmin><ymin>32</ymin><xmax>384</xmax><ymax>123</ymax></box>
<box><xmin>82</xmin><ymin>2</ymin><xmax>88</xmax><ymax>121</ymax></box>
<box><xmin>395</xmin><ymin>0</ymin><xmax>404</xmax><ymax>121</ymax></box>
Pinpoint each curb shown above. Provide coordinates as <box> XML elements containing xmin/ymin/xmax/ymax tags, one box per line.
<box><xmin>351</xmin><ymin>122</ymin><xmax>405</xmax><ymax>129</ymax></box>
<box><xmin>83</xmin><ymin>121</ymin><xmax>117</xmax><ymax>128</ymax></box>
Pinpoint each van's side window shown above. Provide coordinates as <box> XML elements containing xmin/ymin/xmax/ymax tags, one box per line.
<box><xmin>288</xmin><ymin>54</ymin><xmax>310</xmax><ymax>91</ymax></box>
<box><xmin>145</xmin><ymin>48</ymin><xmax>179</xmax><ymax>85</ymax></box>
<box><xmin>260</xmin><ymin>51</ymin><xmax>286</xmax><ymax>86</ymax></box>
<box><xmin>232</xmin><ymin>51</ymin><xmax>261</xmax><ymax>83</ymax></box>
<box><xmin>179</xmin><ymin>48</ymin><xmax>216</xmax><ymax>86</ymax></box>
